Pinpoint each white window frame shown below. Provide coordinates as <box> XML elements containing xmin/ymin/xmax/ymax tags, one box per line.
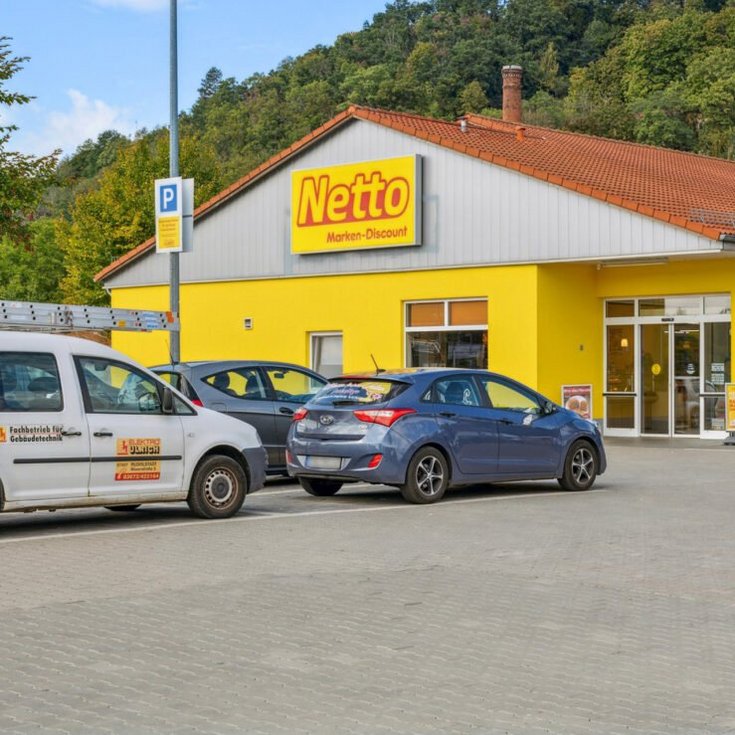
<box><xmin>310</xmin><ymin>332</ymin><xmax>343</xmax><ymax>378</ymax></box>
<box><xmin>404</xmin><ymin>298</ymin><xmax>488</xmax><ymax>367</ymax></box>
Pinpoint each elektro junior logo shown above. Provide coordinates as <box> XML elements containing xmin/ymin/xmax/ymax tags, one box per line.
<box><xmin>291</xmin><ymin>155</ymin><xmax>422</xmax><ymax>254</ymax></box>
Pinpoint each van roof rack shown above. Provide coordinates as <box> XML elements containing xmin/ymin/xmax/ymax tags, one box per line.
<box><xmin>0</xmin><ymin>300</ymin><xmax>179</xmax><ymax>333</ymax></box>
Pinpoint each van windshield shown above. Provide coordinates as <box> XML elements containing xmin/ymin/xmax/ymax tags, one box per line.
<box><xmin>312</xmin><ymin>379</ymin><xmax>408</xmax><ymax>406</ymax></box>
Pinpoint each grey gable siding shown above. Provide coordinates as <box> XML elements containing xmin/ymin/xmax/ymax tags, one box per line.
<box><xmin>104</xmin><ymin>119</ymin><xmax>720</xmax><ymax>289</ymax></box>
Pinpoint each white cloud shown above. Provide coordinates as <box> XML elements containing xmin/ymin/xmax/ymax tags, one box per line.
<box><xmin>20</xmin><ymin>89</ymin><xmax>136</xmax><ymax>157</ymax></box>
<box><xmin>90</xmin><ymin>0</ymin><xmax>168</xmax><ymax>11</ymax></box>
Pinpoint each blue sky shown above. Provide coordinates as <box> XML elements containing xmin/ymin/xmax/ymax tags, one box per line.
<box><xmin>1</xmin><ymin>0</ymin><xmax>390</xmax><ymax>157</ymax></box>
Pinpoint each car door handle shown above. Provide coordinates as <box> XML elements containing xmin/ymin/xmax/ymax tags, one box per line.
<box><xmin>498</xmin><ymin>419</ymin><xmax>514</xmax><ymax>425</ymax></box>
<box><xmin>279</xmin><ymin>406</ymin><xmax>294</xmax><ymax>416</ymax></box>
<box><xmin>61</xmin><ymin>428</ymin><xmax>82</xmax><ymax>436</ymax></box>
<box><xmin>93</xmin><ymin>431</ymin><xmax>113</xmax><ymax>437</ymax></box>
<box><xmin>439</xmin><ymin>411</ymin><xmax>457</xmax><ymax>418</ymax></box>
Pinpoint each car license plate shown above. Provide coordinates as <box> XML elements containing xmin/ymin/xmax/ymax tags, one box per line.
<box><xmin>307</xmin><ymin>455</ymin><xmax>342</xmax><ymax>470</ymax></box>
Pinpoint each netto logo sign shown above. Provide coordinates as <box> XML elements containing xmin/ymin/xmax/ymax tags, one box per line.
<box><xmin>297</xmin><ymin>172</ymin><xmax>410</xmax><ymax>226</ymax></box>
<box><xmin>291</xmin><ymin>155</ymin><xmax>422</xmax><ymax>254</ymax></box>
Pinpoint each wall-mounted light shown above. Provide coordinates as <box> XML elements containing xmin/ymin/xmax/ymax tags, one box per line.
<box><xmin>597</xmin><ymin>257</ymin><xmax>668</xmax><ymax>269</ymax></box>
<box><xmin>620</xmin><ymin>337</ymin><xmax>629</xmax><ymax>348</ymax></box>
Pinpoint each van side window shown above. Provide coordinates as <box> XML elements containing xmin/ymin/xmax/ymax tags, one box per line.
<box><xmin>0</xmin><ymin>352</ymin><xmax>63</xmax><ymax>412</ymax></box>
<box><xmin>75</xmin><ymin>356</ymin><xmax>163</xmax><ymax>414</ymax></box>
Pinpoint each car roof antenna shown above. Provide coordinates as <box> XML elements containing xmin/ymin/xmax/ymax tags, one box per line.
<box><xmin>370</xmin><ymin>354</ymin><xmax>385</xmax><ymax>375</ymax></box>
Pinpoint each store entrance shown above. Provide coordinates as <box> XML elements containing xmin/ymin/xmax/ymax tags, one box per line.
<box><xmin>640</xmin><ymin>323</ymin><xmax>702</xmax><ymax>435</ymax></box>
<box><xmin>605</xmin><ymin>296</ymin><xmax>731</xmax><ymax>438</ymax></box>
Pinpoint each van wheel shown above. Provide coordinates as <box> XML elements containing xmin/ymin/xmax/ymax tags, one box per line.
<box><xmin>299</xmin><ymin>478</ymin><xmax>343</xmax><ymax>496</ymax></box>
<box><xmin>188</xmin><ymin>455</ymin><xmax>247</xmax><ymax>518</ymax></box>
<box><xmin>558</xmin><ymin>440</ymin><xmax>598</xmax><ymax>491</ymax></box>
<box><xmin>105</xmin><ymin>505</ymin><xmax>141</xmax><ymax>512</ymax></box>
<box><xmin>401</xmin><ymin>447</ymin><xmax>449</xmax><ymax>504</ymax></box>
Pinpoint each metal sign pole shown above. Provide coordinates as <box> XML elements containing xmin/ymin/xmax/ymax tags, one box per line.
<box><xmin>169</xmin><ymin>0</ymin><xmax>181</xmax><ymax>363</ymax></box>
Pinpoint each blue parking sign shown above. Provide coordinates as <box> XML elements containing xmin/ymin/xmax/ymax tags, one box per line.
<box><xmin>160</xmin><ymin>184</ymin><xmax>178</xmax><ymax>213</ymax></box>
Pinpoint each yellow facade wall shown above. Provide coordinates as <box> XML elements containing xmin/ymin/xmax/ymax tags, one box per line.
<box><xmin>111</xmin><ymin>265</ymin><xmax>540</xmax><ymax>387</ymax></box>
<box><xmin>110</xmin><ymin>255</ymin><xmax>735</xmax><ymax>426</ymax></box>
<box><xmin>537</xmin><ymin>263</ymin><xmax>603</xmax><ymax>414</ymax></box>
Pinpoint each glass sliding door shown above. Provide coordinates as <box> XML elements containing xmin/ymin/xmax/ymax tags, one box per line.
<box><xmin>641</xmin><ymin>324</ymin><xmax>670</xmax><ymax>435</ymax></box>
<box><xmin>702</xmin><ymin>322</ymin><xmax>731</xmax><ymax>433</ymax></box>
<box><xmin>605</xmin><ymin>324</ymin><xmax>635</xmax><ymax>431</ymax></box>
<box><xmin>604</xmin><ymin>296</ymin><xmax>730</xmax><ymax>438</ymax></box>
<box><xmin>673</xmin><ymin>324</ymin><xmax>700</xmax><ymax>435</ymax></box>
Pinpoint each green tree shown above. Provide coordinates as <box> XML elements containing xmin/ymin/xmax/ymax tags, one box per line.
<box><xmin>0</xmin><ymin>37</ymin><xmax>58</xmax><ymax>242</ymax></box>
<box><xmin>459</xmin><ymin>80</ymin><xmax>489</xmax><ymax>113</ymax></box>
<box><xmin>0</xmin><ymin>218</ymin><xmax>64</xmax><ymax>301</ymax></box>
<box><xmin>60</xmin><ymin>133</ymin><xmax>224</xmax><ymax>304</ymax></box>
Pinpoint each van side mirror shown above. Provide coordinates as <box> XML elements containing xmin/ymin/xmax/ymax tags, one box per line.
<box><xmin>162</xmin><ymin>387</ymin><xmax>174</xmax><ymax>415</ymax></box>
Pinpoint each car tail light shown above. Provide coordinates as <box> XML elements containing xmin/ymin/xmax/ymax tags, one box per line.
<box><xmin>367</xmin><ymin>453</ymin><xmax>383</xmax><ymax>469</ymax></box>
<box><xmin>191</xmin><ymin>398</ymin><xmax>204</xmax><ymax>407</ymax></box>
<box><xmin>293</xmin><ymin>407</ymin><xmax>308</xmax><ymax>422</ymax></box>
<box><xmin>286</xmin><ymin>450</ymin><xmax>295</xmax><ymax>464</ymax></box>
<box><xmin>353</xmin><ymin>408</ymin><xmax>416</xmax><ymax>427</ymax></box>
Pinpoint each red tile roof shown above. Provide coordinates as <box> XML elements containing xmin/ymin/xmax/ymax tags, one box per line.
<box><xmin>96</xmin><ymin>105</ymin><xmax>735</xmax><ymax>282</ymax></box>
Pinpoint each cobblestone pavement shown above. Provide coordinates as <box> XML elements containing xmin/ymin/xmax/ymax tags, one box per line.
<box><xmin>1</xmin><ymin>440</ymin><xmax>734</xmax><ymax>734</ymax></box>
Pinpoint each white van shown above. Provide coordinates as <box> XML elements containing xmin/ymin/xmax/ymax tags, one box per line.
<box><xmin>0</xmin><ymin>332</ymin><xmax>267</xmax><ymax>518</ymax></box>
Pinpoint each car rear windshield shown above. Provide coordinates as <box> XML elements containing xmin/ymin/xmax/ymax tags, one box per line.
<box><xmin>312</xmin><ymin>379</ymin><xmax>408</xmax><ymax>406</ymax></box>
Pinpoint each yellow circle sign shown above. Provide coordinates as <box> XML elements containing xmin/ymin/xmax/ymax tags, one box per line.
<box><xmin>651</xmin><ymin>363</ymin><xmax>662</xmax><ymax>376</ymax></box>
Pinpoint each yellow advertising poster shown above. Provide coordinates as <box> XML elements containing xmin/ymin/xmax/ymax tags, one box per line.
<box><xmin>726</xmin><ymin>383</ymin><xmax>735</xmax><ymax>432</ymax></box>
<box><xmin>115</xmin><ymin>460</ymin><xmax>161</xmax><ymax>482</ymax></box>
<box><xmin>291</xmin><ymin>155</ymin><xmax>422</xmax><ymax>254</ymax></box>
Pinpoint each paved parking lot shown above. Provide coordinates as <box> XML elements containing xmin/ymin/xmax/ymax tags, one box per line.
<box><xmin>1</xmin><ymin>439</ymin><xmax>734</xmax><ymax>734</ymax></box>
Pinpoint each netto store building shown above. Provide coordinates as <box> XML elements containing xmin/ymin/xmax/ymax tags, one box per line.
<box><xmin>98</xmin><ymin>67</ymin><xmax>735</xmax><ymax>439</ymax></box>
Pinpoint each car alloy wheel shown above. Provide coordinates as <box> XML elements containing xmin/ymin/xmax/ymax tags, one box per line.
<box><xmin>416</xmin><ymin>455</ymin><xmax>444</xmax><ymax>496</ymax></box>
<box><xmin>401</xmin><ymin>447</ymin><xmax>449</xmax><ymax>504</ymax></box>
<box><xmin>558</xmin><ymin>440</ymin><xmax>598</xmax><ymax>491</ymax></box>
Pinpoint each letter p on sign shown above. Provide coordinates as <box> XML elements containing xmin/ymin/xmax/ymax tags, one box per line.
<box><xmin>160</xmin><ymin>184</ymin><xmax>178</xmax><ymax>212</ymax></box>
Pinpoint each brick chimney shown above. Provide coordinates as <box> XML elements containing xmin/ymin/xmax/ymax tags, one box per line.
<box><xmin>502</xmin><ymin>65</ymin><xmax>523</xmax><ymax>124</ymax></box>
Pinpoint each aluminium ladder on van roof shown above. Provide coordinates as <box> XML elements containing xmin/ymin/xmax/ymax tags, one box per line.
<box><xmin>0</xmin><ymin>300</ymin><xmax>179</xmax><ymax>333</ymax></box>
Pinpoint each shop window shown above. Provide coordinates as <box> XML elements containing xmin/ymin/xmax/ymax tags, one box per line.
<box><xmin>449</xmin><ymin>300</ymin><xmax>486</xmax><ymax>326</ymax></box>
<box><xmin>406</xmin><ymin>299</ymin><xmax>487</xmax><ymax>369</ymax></box>
<box><xmin>639</xmin><ymin>297</ymin><xmax>700</xmax><ymax>317</ymax></box>
<box><xmin>606</xmin><ymin>300</ymin><xmax>634</xmax><ymax>318</ymax></box>
<box><xmin>407</xmin><ymin>302</ymin><xmax>444</xmax><ymax>327</ymax></box>
<box><xmin>311</xmin><ymin>333</ymin><xmax>343</xmax><ymax>379</ymax></box>
<box><xmin>704</xmin><ymin>295</ymin><xmax>731</xmax><ymax>315</ymax></box>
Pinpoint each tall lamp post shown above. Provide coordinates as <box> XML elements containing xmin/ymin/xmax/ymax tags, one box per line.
<box><xmin>169</xmin><ymin>0</ymin><xmax>180</xmax><ymax>363</ymax></box>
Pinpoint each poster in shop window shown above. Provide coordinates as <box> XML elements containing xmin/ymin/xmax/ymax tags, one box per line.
<box><xmin>726</xmin><ymin>383</ymin><xmax>735</xmax><ymax>432</ymax></box>
<box><xmin>561</xmin><ymin>384</ymin><xmax>592</xmax><ymax>420</ymax></box>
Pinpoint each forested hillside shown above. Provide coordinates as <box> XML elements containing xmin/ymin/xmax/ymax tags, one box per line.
<box><xmin>2</xmin><ymin>0</ymin><xmax>735</xmax><ymax>305</ymax></box>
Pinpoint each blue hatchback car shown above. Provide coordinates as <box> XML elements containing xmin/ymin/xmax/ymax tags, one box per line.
<box><xmin>286</xmin><ymin>369</ymin><xmax>606</xmax><ymax>504</ymax></box>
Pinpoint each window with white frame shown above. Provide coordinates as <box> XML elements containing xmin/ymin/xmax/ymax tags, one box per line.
<box><xmin>405</xmin><ymin>299</ymin><xmax>488</xmax><ymax>368</ymax></box>
<box><xmin>311</xmin><ymin>332</ymin><xmax>343</xmax><ymax>379</ymax></box>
